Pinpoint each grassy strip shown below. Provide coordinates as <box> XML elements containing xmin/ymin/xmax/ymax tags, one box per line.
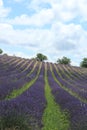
<box><xmin>54</xmin><ymin>64</ymin><xmax>87</xmax><ymax>92</ymax></box>
<box><xmin>50</xmin><ymin>64</ymin><xmax>87</xmax><ymax>103</ymax></box>
<box><xmin>42</xmin><ymin>63</ymin><xmax>70</xmax><ymax>130</ymax></box>
<box><xmin>17</xmin><ymin>61</ymin><xmax>37</xmax><ymax>80</ymax></box>
<box><xmin>54</xmin><ymin>64</ymin><xmax>63</xmax><ymax>79</ymax></box>
<box><xmin>12</xmin><ymin>60</ymin><xmax>35</xmax><ymax>82</ymax></box>
<box><xmin>6</xmin><ymin>62</ymin><xmax>42</xmax><ymax>100</ymax></box>
<box><xmin>26</xmin><ymin>61</ymin><xmax>38</xmax><ymax>77</ymax></box>
<box><xmin>60</xmin><ymin>65</ymin><xmax>75</xmax><ymax>79</ymax></box>
<box><xmin>55</xmin><ymin>64</ymin><xmax>71</xmax><ymax>79</ymax></box>
<box><xmin>22</xmin><ymin>60</ymin><xmax>34</xmax><ymax>73</ymax></box>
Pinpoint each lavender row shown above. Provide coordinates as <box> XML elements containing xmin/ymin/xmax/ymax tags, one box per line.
<box><xmin>0</xmin><ymin>58</ymin><xmax>16</xmax><ymax>73</ymax></box>
<box><xmin>52</xmin><ymin>64</ymin><xmax>87</xmax><ymax>99</ymax></box>
<box><xmin>47</xmin><ymin>63</ymin><xmax>87</xmax><ymax>130</ymax></box>
<box><xmin>0</xmin><ymin>61</ymin><xmax>39</xmax><ymax>100</ymax></box>
<box><xmin>0</xmin><ymin>59</ymin><xmax>25</xmax><ymax>76</ymax></box>
<box><xmin>0</xmin><ymin>60</ymin><xmax>35</xmax><ymax>86</ymax></box>
<box><xmin>0</xmin><ymin>55</ymin><xmax>30</xmax><ymax>76</ymax></box>
<box><xmin>57</xmin><ymin>64</ymin><xmax>87</xmax><ymax>85</ymax></box>
<box><xmin>69</xmin><ymin>65</ymin><xmax>87</xmax><ymax>78</ymax></box>
<box><xmin>66</xmin><ymin>65</ymin><xmax>87</xmax><ymax>81</ymax></box>
<box><xmin>56</xmin><ymin>64</ymin><xmax>87</xmax><ymax>91</ymax></box>
<box><xmin>60</xmin><ymin>64</ymin><xmax>87</xmax><ymax>83</ymax></box>
<box><xmin>0</xmin><ymin>59</ymin><xmax>32</xmax><ymax>80</ymax></box>
<box><xmin>0</xmin><ymin>62</ymin><xmax>46</xmax><ymax>129</ymax></box>
<box><xmin>0</xmin><ymin>58</ymin><xmax>22</xmax><ymax>76</ymax></box>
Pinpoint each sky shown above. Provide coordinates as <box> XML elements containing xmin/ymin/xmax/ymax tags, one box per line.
<box><xmin>0</xmin><ymin>0</ymin><xmax>87</xmax><ymax>66</ymax></box>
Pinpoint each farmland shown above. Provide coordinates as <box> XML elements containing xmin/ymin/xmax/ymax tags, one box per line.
<box><xmin>0</xmin><ymin>54</ymin><xmax>87</xmax><ymax>130</ymax></box>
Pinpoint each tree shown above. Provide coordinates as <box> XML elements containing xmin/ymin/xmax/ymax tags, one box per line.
<box><xmin>36</xmin><ymin>53</ymin><xmax>47</xmax><ymax>61</ymax></box>
<box><xmin>57</xmin><ymin>56</ymin><xmax>71</xmax><ymax>65</ymax></box>
<box><xmin>80</xmin><ymin>58</ymin><xmax>87</xmax><ymax>68</ymax></box>
<box><xmin>0</xmin><ymin>49</ymin><xmax>3</xmax><ymax>54</ymax></box>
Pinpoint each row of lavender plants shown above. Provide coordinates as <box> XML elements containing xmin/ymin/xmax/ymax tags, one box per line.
<box><xmin>53</xmin><ymin>64</ymin><xmax>87</xmax><ymax>100</ymax></box>
<box><xmin>0</xmin><ymin>62</ymin><xmax>46</xmax><ymax>130</ymax></box>
<box><xmin>56</xmin><ymin>64</ymin><xmax>87</xmax><ymax>85</ymax></box>
<box><xmin>0</xmin><ymin>56</ymin><xmax>39</xmax><ymax>100</ymax></box>
<box><xmin>56</xmin><ymin>64</ymin><xmax>87</xmax><ymax>92</ymax></box>
<box><xmin>0</xmin><ymin>55</ymin><xmax>87</xmax><ymax>129</ymax></box>
<box><xmin>47</xmin><ymin>63</ymin><xmax>87</xmax><ymax>130</ymax></box>
<box><xmin>55</xmin><ymin>64</ymin><xmax>84</xmax><ymax>86</ymax></box>
<box><xmin>64</xmin><ymin>65</ymin><xmax>87</xmax><ymax>81</ymax></box>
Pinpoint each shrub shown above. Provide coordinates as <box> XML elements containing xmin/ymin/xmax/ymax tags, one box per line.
<box><xmin>0</xmin><ymin>110</ymin><xmax>40</xmax><ymax>130</ymax></box>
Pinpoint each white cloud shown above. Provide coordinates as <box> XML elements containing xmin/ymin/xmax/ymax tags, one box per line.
<box><xmin>1</xmin><ymin>0</ymin><xmax>87</xmax><ymax>66</ymax></box>
<box><xmin>0</xmin><ymin>23</ymin><xmax>52</xmax><ymax>48</ymax></box>
<box><xmin>0</xmin><ymin>21</ymin><xmax>87</xmax><ymax>65</ymax></box>
<box><xmin>0</xmin><ymin>0</ymin><xmax>11</xmax><ymax>18</ymax></box>
<box><xmin>6</xmin><ymin>8</ymin><xmax>54</xmax><ymax>26</ymax></box>
<box><xmin>51</xmin><ymin>22</ymin><xmax>83</xmax><ymax>51</ymax></box>
<box><xmin>3</xmin><ymin>0</ymin><xmax>87</xmax><ymax>26</ymax></box>
<box><xmin>0</xmin><ymin>0</ymin><xmax>3</xmax><ymax>6</ymax></box>
<box><xmin>27</xmin><ymin>0</ymin><xmax>87</xmax><ymax>22</ymax></box>
<box><xmin>13</xmin><ymin>51</ymin><xmax>30</xmax><ymax>58</ymax></box>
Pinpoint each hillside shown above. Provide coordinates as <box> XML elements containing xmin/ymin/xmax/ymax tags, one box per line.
<box><xmin>0</xmin><ymin>54</ymin><xmax>87</xmax><ymax>130</ymax></box>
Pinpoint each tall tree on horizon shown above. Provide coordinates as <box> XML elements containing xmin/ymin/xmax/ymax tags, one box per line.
<box><xmin>57</xmin><ymin>56</ymin><xmax>71</xmax><ymax>65</ymax></box>
<box><xmin>80</xmin><ymin>58</ymin><xmax>87</xmax><ymax>68</ymax></box>
<box><xmin>0</xmin><ymin>49</ymin><xmax>3</xmax><ymax>54</ymax></box>
<box><xmin>36</xmin><ymin>53</ymin><xmax>48</xmax><ymax>61</ymax></box>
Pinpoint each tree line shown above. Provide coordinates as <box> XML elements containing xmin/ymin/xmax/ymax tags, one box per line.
<box><xmin>0</xmin><ymin>49</ymin><xmax>87</xmax><ymax>68</ymax></box>
<box><xmin>35</xmin><ymin>53</ymin><xmax>87</xmax><ymax>68</ymax></box>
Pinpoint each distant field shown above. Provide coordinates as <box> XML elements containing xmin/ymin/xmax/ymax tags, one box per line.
<box><xmin>0</xmin><ymin>54</ymin><xmax>87</xmax><ymax>130</ymax></box>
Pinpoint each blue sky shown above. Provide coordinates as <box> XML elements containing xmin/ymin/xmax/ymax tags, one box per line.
<box><xmin>1</xmin><ymin>0</ymin><xmax>87</xmax><ymax>66</ymax></box>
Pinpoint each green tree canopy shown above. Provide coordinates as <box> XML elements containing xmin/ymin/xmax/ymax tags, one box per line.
<box><xmin>57</xmin><ymin>56</ymin><xmax>71</xmax><ymax>65</ymax></box>
<box><xmin>36</xmin><ymin>53</ymin><xmax>48</xmax><ymax>61</ymax></box>
<box><xmin>0</xmin><ymin>49</ymin><xmax>3</xmax><ymax>54</ymax></box>
<box><xmin>80</xmin><ymin>58</ymin><xmax>87</xmax><ymax>68</ymax></box>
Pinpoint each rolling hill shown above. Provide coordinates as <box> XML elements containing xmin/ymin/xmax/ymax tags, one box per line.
<box><xmin>0</xmin><ymin>54</ymin><xmax>87</xmax><ymax>130</ymax></box>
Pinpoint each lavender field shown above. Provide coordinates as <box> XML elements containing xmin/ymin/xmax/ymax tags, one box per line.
<box><xmin>0</xmin><ymin>54</ymin><xmax>87</xmax><ymax>130</ymax></box>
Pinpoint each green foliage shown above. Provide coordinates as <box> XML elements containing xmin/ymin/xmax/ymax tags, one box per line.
<box><xmin>6</xmin><ymin>63</ymin><xmax>42</xmax><ymax>100</ymax></box>
<box><xmin>0</xmin><ymin>49</ymin><xmax>3</xmax><ymax>54</ymax></box>
<box><xmin>50</xmin><ymin>64</ymin><xmax>87</xmax><ymax>103</ymax></box>
<box><xmin>57</xmin><ymin>56</ymin><xmax>71</xmax><ymax>65</ymax></box>
<box><xmin>0</xmin><ymin>110</ymin><xmax>40</xmax><ymax>130</ymax></box>
<box><xmin>36</xmin><ymin>53</ymin><xmax>47</xmax><ymax>61</ymax></box>
<box><xmin>0</xmin><ymin>111</ymin><xmax>29</xmax><ymax>130</ymax></box>
<box><xmin>80</xmin><ymin>58</ymin><xmax>87</xmax><ymax>68</ymax></box>
<box><xmin>42</xmin><ymin>63</ymin><xmax>70</xmax><ymax>130</ymax></box>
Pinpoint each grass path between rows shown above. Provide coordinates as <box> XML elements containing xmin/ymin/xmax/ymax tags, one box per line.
<box><xmin>6</xmin><ymin>62</ymin><xmax>42</xmax><ymax>100</ymax></box>
<box><xmin>50</xmin><ymin>64</ymin><xmax>87</xmax><ymax>103</ymax></box>
<box><xmin>54</xmin><ymin>64</ymin><xmax>87</xmax><ymax>92</ymax></box>
<box><xmin>42</xmin><ymin>63</ymin><xmax>70</xmax><ymax>130</ymax></box>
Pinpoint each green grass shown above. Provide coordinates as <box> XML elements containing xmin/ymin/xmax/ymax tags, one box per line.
<box><xmin>54</xmin><ymin>64</ymin><xmax>71</xmax><ymax>79</ymax></box>
<box><xmin>12</xmin><ymin>60</ymin><xmax>35</xmax><ymax>83</ymax></box>
<box><xmin>26</xmin><ymin>61</ymin><xmax>38</xmax><ymax>77</ymax></box>
<box><xmin>22</xmin><ymin>60</ymin><xmax>34</xmax><ymax>73</ymax></box>
<box><xmin>54</xmin><ymin>64</ymin><xmax>86</xmax><ymax>93</ymax></box>
<box><xmin>42</xmin><ymin>63</ymin><xmax>70</xmax><ymax>130</ymax></box>
<box><xmin>6</xmin><ymin>62</ymin><xmax>42</xmax><ymax>100</ymax></box>
<box><xmin>50</xmin><ymin>64</ymin><xmax>87</xmax><ymax>103</ymax></box>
